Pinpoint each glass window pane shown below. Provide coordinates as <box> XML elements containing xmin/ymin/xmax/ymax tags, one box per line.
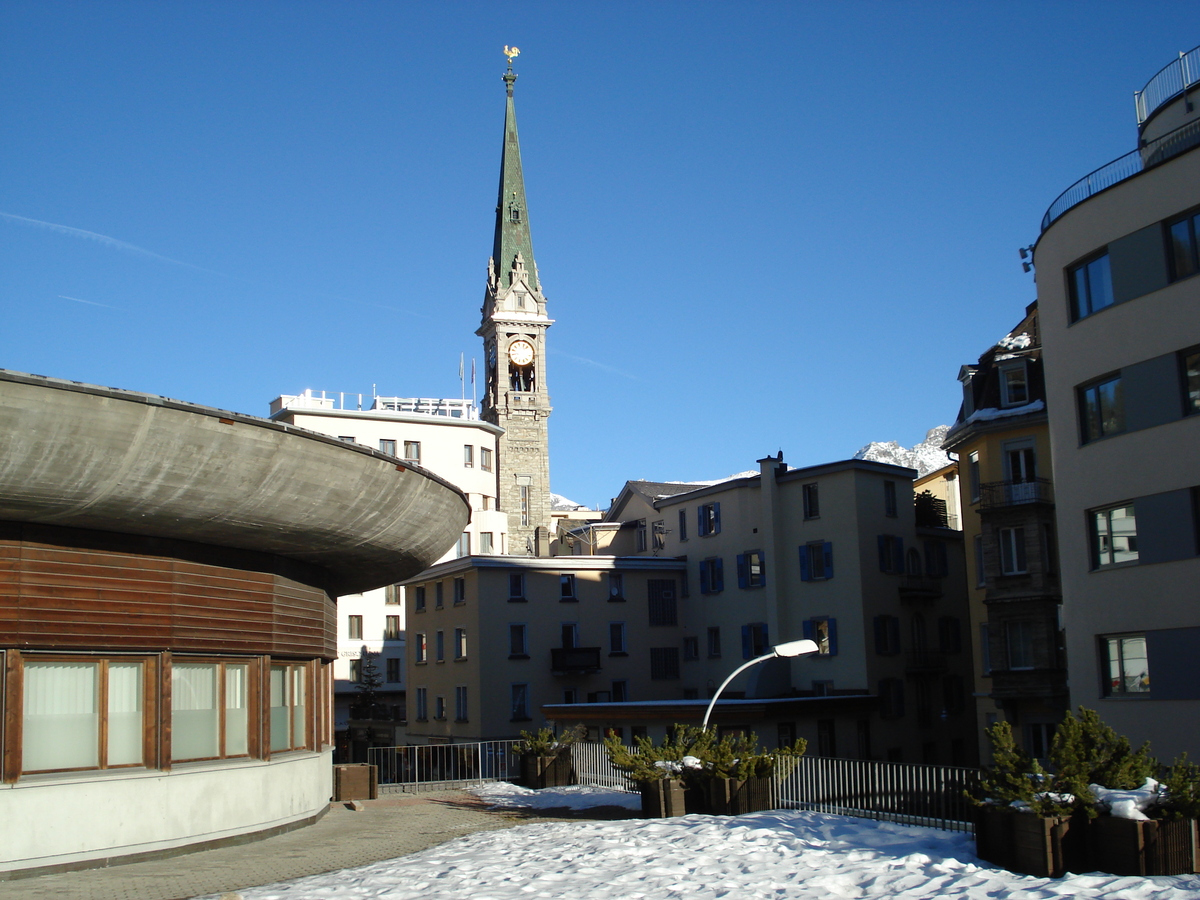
<box><xmin>1072</xmin><ymin>265</ymin><xmax>1090</xmax><ymax>319</ymax></box>
<box><xmin>225</xmin><ymin>664</ymin><xmax>249</xmax><ymax>756</ymax></box>
<box><xmin>1110</xmin><ymin>506</ymin><xmax>1138</xmax><ymax>564</ymax></box>
<box><xmin>107</xmin><ymin>662</ymin><xmax>143</xmax><ymax>766</ymax></box>
<box><xmin>292</xmin><ymin>667</ymin><xmax>306</xmax><ymax>748</ymax></box>
<box><xmin>23</xmin><ymin>662</ymin><xmax>99</xmax><ymax>771</ymax></box>
<box><xmin>1120</xmin><ymin>636</ymin><xmax>1150</xmax><ymax>693</ymax></box>
<box><xmin>1170</xmin><ymin>219</ymin><xmax>1196</xmax><ymax>279</ymax></box>
<box><xmin>1098</xmin><ymin>378</ymin><xmax>1124</xmax><ymax>435</ymax></box>
<box><xmin>1087</xmin><ymin>254</ymin><xmax>1113</xmax><ymax>312</ymax></box>
<box><xmin>172</xmin><ymin>664</ymin><xmax>219</xmax><ymax>760</ymax></box>
<box><xmin>270</xmin><ymin>666</ymin><xmax>290</xmax><ymax>752</ymax></box>
<box><xmin>1185</xmin><ymin>352</ymin><xmax>1200</xmax><ymax>415</ymax></box>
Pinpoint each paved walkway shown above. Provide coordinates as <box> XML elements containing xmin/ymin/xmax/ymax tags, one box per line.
<box><xmin>0</xmin><ymin>789</ymin><xmax>632</xmax><ymax>900</ymax></box>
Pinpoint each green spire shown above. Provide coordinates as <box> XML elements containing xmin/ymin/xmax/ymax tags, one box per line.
<box><xmin>492</xmin><ymin>54</ymin><xmax>539</xmax><ymax>292</ymax></box>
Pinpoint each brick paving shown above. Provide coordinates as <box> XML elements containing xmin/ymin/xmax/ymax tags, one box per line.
<box><xmin>0</xmin><ymin>789</ymin><xmax>631</xmax><ymax>900</ymax></box>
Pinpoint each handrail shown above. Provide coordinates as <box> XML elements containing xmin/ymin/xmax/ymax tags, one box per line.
<box><xmin>1040</xmin><ymin>115</ymin><xmax>1200</xmax><ymax>232</ymax></box>
<box><xmin>1135</xmin><ymin>45</ymin><xmax>1200</xmax><ymax>127</ymax></box>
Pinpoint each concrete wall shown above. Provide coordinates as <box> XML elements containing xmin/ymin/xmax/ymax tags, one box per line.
<box><xmin>1036</xmin><ymin>143</ymin><xmax>1200</xmax><ymax>761</ymax></box>
<box><xmin>0</xmin><ymin>749</ymin><xmax>332</xmax><ymax>873</ymax></box>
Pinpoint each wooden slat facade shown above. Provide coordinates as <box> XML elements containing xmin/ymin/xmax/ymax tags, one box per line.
<box><xmin>0</xmin><ymin>524</ymin><xmax>336</xmax><ymax>659</ymax></box>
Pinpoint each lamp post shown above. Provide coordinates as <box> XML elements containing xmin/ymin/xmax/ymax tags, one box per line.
<box><xmin>701</xmin><ymin>639</ymin><xmax>820</xmax><ymax>731</ymax></box>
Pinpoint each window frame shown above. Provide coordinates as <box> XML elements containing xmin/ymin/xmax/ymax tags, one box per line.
<box><xmin>707</xmin><ymin>626</ymin><xmax>722</xmax><ymax>658</ymax></box>
<box><xmin>453</xmin><ymin>627</ymin><xmax>467</xmax><ymax>660</ymax></box>
<box><xmin>1180</xmin><ymin>346</ymin><xmax>1200</xmax><ymax>417</ymax></box>
<box><xmin>803</xmin><ymin>482</ymin><xmax>819</xmax><ymax>519</ymax></box>
<box><xmin>347</xmin><ymin>615</ymin><xmax>363</xmax><ymax>640</ymax></box>
<box><xmin>1091</xmin><ymin>503</ymin><xmax>1139</xmax><ymax>568</ymax></box>
<box><xmin>698</xmin><ymin>502</ymin><xmax>721</xmax><ymax>536</ymax></box>
<box><xmin>384</xmin><ymin>615</ymin><xmax>401</xmax><ymax>641</ymax></box>
<box><xmin>480</xmin><ymin>447</ymin><xmax>494</xmax><ymax>472</ymax></box>
<box><xmin>510</xmin><ymin>683</ymin><xmax>531</xmax><ymax>721</ymax></box>
<box><xmin>509</xmin><ymin>623</ymin><xmax>529</xmax><ymax>659</ymax></box>
<box><xmin>1101</xmin><ymin>633</ymin><xmax>1151</xmax><ymax>697</ymax></box>
<box><xmin>608</xmin><ymin>572</ymin><xmax>625</xmax><ymax>602</ymax></box>
<box><xmin>463</xmin><ymin>444</ymin><xmax>474</xmax><ymax>468</ymax></box>
<box><xmin>1078</xmin><ymin>373</ymin><xmax>1125</xmax><ymax>444</ymax></box>
<box><xmin>379</xmin><ymin>439</ymin><xmax>397</xmax><ymax>456</ymax></box>
<box><xmin>883</xmin><ymin>480</ymin><xmax>897</xmax><ymax>517</ymax></box>
<box><xmin>19</xmin><ymin>654</ymin><xmax>159</xmax><ymax>775</ymax></box>
<box><xmin>1166</xmin><ymin>209</ymin><xmax>1200</xmax><ymax>282</ymax></box>
<box><xmin>560</xmin><ymin>573</ymin><xmax>577</xmax><ymax>601</ymax></box>
<box><xmin>1068</xmin><ymin>250</ymin><xmax>1114</xmax><ymax>322</ymax></box>
<box><xmin>508</xmin><ymin>572</ymin><xmax>526</xmax><ymax>602</ymax></box>
<box><xmin>268</xmin><ymin>662</ymin><xmax>309</xmax><ymax>754</ymax></box>
<box><xmin>403</xmin><ymin>440</ymin><xmax>421</xmax><ymax>464</ymax></box>
<box><xmin>608</xmin><ymin>621</ymin><xmax>627</xmax><ymax>655</ymax></box>
<box><xmin>454</xmin><ymin>685</ymin><xmax>469</xmax><ymax>722</ymax></box>
<box><xmin>414</xmin><ymin>632</ymin><xmax>427</xmax><ymax>664</ymax></box>
<box><xmin>1006</xmin><ymin>620</ymin><xmax>1036</xmax><ymax>671</ymax></box>
<box><xmin>998</xmin><ymin>526</ymin><xmax>1028</xmax><ymax>575</ymax></box>
<box><xmin>999</xmin><ymin>361</ymin><xmax>1030</xmax><ymax>408</ymax></box>
<box><xmin>649</xmin><ymin>647</ymin><xmax>681</xmax><ymax>680</ymax></box>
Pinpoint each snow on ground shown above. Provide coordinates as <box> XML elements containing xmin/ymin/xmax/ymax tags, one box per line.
<box><xmin>469</xmin><ymin>781</ymin><xmax>642</xmax><ymax>811</ymax></box>
<box><xmin>203</xmin><ymin>805</ymin><xmax>1200</xmax><ymax>900</ymax></box>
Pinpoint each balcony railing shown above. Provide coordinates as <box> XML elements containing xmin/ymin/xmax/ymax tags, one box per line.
<box><xmin>551</xmin><ymin>647</ymin><xmax>602</xmax><ymax>673</ymax></box>
<box><xmin>1135</xmin><ymin>45</ymin><xmax>1200</xmax><ymax>126</ymax></box>
<box><xmin>1041</xmin><ymin>115</ymin><xmax>1200</xmax><ymax>232</ymax></box>
<box><xmin>979</xmin><ymin>478</ymin><xmax>1053</xmax><ymax>509</ymax></box>
<box><xmin>899</xmin><ymin>574</ymin><xmax>942</xmax><ymax>601</ymax></box>
<box><xmin>905</xmin><ymin>650</ymin><xmax>948</xmax><ymax>674</ymax></box>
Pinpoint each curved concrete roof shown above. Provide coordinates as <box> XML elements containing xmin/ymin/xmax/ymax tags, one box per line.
<box><xmin>0</xmin><ymin>370</ymin><xmax>470</xmax><ymax>595</ymax></box>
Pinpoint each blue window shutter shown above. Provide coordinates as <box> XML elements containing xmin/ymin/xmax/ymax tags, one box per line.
<box><xmin>798</xmin><ymin>545</ymin><xmax>810</xmax><ymax>582</ymax></box>
<box><xmin>714</xmin><ymin>557</ymin><xmax>724</xmax><ymax>591</ymax></box>
<box><xmin>741</xmin><ymin>625</ymin><xmax>752</xmax><ymax>660</ymax></box>
<box><xmin>877</xmin><ymin>535</ymin><xmax>888</xmax><ymax>571</ymax></box>
<box><xmin>802</xmin><ymin>620</ymin><xmax>815</xmax><ymax>641</ymax></box>
<box><xmin>823</xmin><ymin>542</ymin><xmax>834</xmax><ymax>580</ymax></box>
<box><xmin>894</xmin><ymin>537</ymin><xmax>904</xmax><ymax>574</ymax></box>
<box><xmin>699</xmin><ymin>562</ymin><xmax>710</xmax><ymax>595</ymax></box>
<box><xmin>679</xmin><ymin>509</ymin><xmax>687</xmax><ymax>540</ymax></box>
<box><xmin>827</xmin><ymin>618</ymin><xmax>839</xmax><ymax>656</ymax></box>
<box><xmin>713</xmin><ymin>502</ymin><xmax>721</xmax><ymax>534</ymax></box>
<box><xmin>760</xmin><ymin>551</ymin><xmax>767</xmax><ymax>587</ymax></box>
<box><xmin>874</xmin><ymin>616</ymin><xmax>885</xmax><ymax>654</ymax></box>
<box><xmin>736</xmin><ymin>554</ymin><xmax>748</xmax><ymax>589</ymax></box>
<box><xmin>697</xmin><ymin>507</ymin><xmax>704</xmax><ymax>536</ymax></box>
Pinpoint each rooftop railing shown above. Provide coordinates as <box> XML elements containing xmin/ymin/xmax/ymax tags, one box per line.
<box><xmin>1040</xmin><ymin>115</ymin><xmax>1200</xmax><ymax>232</ymax></box>
<box><xmin>1135</xmin><ymin>45</ymin><xmax>1200</xmax><ymax>126</ymax></box>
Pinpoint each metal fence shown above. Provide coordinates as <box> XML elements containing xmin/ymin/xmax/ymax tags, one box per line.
<box><xmin>368</xmin><ymin>739</ymin><xmax>522</xmax><ymax>792</ymax></box>
<box><xmin>1135</xmin><ymin>45</ymin><xmax>1200</xmax><ymax>125</ymax></box>
<box><xmin>777</xmin><ymin>755</ymin><xmax>978</xmax><ymax>833</ymax></box>
<box><xmin>365</xmin><ymin>740</ymin><xmax>977</xmax><ymax>832</ymax></box>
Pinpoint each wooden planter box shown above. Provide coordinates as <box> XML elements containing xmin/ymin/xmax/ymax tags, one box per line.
<box><xmin>641</xmin><ymin>778</ymin><xmax>687</xmax><ymax>818</ymax></box>
<box><xmin>520</xmin><ymin>752</ymin><xmax>575</xmax><ymax>789</ymax></box>
<box><xmin>1087</xmin><ymin>816</ymin><xmax>1200</xmax><ymax>876</ymax></box>
<box><xmin>706</xmin><ymin>777</ymin><xmax>775</xmax><ymax>816</ymax></box>
<box><xmin>974</xmin><ymin>807</ymin><xmax>1085</xmax><ymax>878</ymax></box>
<box><xmin>333</xmin><ymin>763</ymin><xmax>379</xmax><ymax>801</ymax></box>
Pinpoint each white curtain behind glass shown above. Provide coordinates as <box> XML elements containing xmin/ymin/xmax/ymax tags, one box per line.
<box><xmin>107</xmin><ymin>662</ymin><xmax>143</xmax><ymax>766</ymax></box>
<box><xmin>291</xmin><ymin>667</ymin><xmax>306</xmax><ymax>748</ymax></box>
<box><xmin>225</xmin><ymin>664</ymin><xmax>249</xmax><ymax>756</ymax></box>
<box><xmin>269</xmin><ymin>666</ymin><xmax>289</xmax><ymax>752</ymax></box>
<box><xmin>172</xmin><ymin>664</ymin><xmax>219</xmax><ymax>760</ymax></box>
<box><xmin>23</xmin><ymin>662</ymin><xmax>99</xmax><ymax>770</ymax></box>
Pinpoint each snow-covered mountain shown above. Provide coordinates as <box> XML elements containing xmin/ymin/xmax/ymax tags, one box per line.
<box><xmin>550</xmin><ymin>492</ymin><xmax>590</xmax><ymax>511</ymax></box>
<box><xmin>853</xmin><ymin>425</ymin><xmax>953</xmax><ymax>479</ymax></box>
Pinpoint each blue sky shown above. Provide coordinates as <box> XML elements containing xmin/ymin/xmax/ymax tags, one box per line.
<box><xmin>1</xmin><ymin>2</ymin><xmax>1193</xmax><ymax>509</ymax></box>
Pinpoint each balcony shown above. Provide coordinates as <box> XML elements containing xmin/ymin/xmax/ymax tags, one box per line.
<box><xmin>551</xmin><ymin>647</ymin><xmax>601</xmax><ymax>674</ymax></box>
<box><xmin>905</xmin><ymin>650</ymin><xmax>947</xmax><ymax>675</ymax></box>
<box><xmin>899</xmin><ymin>574</ymin><xmax>942</xmax><ymax>602</ymax></box>
<box><xmin>979</xmin><ymin>478</ymin><xmax>1053</xmax><ymax>510</ymax></box>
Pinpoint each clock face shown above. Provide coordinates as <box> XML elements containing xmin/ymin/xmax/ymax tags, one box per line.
<box><xmin>508</xmin><ymin>340</ymin><xmax>535</xmax><ymax>366</ymax></box>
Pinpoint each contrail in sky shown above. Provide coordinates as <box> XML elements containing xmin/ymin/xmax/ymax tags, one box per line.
<box><xmin>1</xmin><ymin>211</ymin><xmax>211</xmax><ymax>272</ymax></box>
<box><xmin>58</xmin><ymin>294</ymin><xmax>118</xmax><ymax>310</ymax></box>
<box><xmin>550</xmin><ymin>349</ymin><xmax>642</xmax><ymax>381</ymax></box>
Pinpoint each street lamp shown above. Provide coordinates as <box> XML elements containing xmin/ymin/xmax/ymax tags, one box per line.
<box><xmin>701</xmin><ymin>639</ymin><xmax>820</xmax><ymax>730</ymax></box>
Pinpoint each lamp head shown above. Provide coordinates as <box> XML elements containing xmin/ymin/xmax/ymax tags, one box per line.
<box><xmin>772</xmin><ymin>639</ymin><xmax>820</xmax><ymax>658</ymax></box>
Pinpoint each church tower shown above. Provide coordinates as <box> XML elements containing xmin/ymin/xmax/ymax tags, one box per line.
<box><xmin>477</xmin><ymin>49</ymin><xmax>554</xmax><ymax>553</ymax></box>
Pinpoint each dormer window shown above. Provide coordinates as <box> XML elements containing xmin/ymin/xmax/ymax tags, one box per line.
<box><xmin>958</xmin><ymin>366</ymin><xmax>977</xmax><ymax>417</ymax></box>
<box><xmin>509</xmin><ymin>206</ymin><xmax>522</xmax><ymax>224</ymax></box>
<box><xmin>1000</xmin><ymin>362</ymin><xmax>1029</xmax><ymax>407</ymax></box>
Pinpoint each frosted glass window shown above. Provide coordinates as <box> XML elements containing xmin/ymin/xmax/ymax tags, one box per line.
<box><xmin>225</xmin><ymin>664</ymin><xmax>249</xmax><ymax>756</ymax></box>
<box><xmin>172</xmin><ymin>664</ymin><xmax>219</xmax><ymax>760</ymax></box>
<box><xmin>23</xmin><ymin>662</ymin><xmax>99</xmax><ymax>771</ymax></box>
<box><xmin>107</xmin><ymin>663</ymin><xmax>144</xmax><ymax>766</ymax></box>
<box><xmin>291</xmin><ymin>667</ymin><xmax>306</xmax><ymax>748</ymax></box>
<box><xmin>270</xmin><ymin>666</ymin><xmax>290</xmax><ymax>752</ymax></box>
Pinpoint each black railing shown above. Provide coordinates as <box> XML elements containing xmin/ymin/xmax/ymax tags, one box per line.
<box><xmin>1135</xmin><ymin>45</ymin><xmax>1200</xmax><ymax>126</ymax></box>
<box><xmin>551</xmin><ymin>647</ymin><xmax>601</xmax><ymax>673</ymax></box>
<box><xmin>899</xmin><ymin>574</ymin><xmax>942</xmax><ymax>599</ymax></box>
<box><xmin>979</xmin><ymin>478</ymin><xmax>1053</xmax><ymax>509</ymax></box>
<box><xmin>1041</xmin><ymin>116</ymin><xmax>1200</xmax><ymax>232</ymax></box>
<box><xmin>906</xmin><ymin>650</ymin><xmax>947</xmax><ymax>674</ymax></box>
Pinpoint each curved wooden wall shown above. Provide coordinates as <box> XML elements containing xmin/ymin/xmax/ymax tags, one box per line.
<box><xmin>0</xmin><ymin>523</ymin><xmax>335</xmax><ymax>659</ymax></box>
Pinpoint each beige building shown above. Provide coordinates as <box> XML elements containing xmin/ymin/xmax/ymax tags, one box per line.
<box><xmin>1031</xmin><ymin>47</ymin><xmax>1200</xmax><ymax>761</ymax></box>
<box><xmin>548</xmin><ymin>454</ymin><xmax>977</xmax><ymax>764</ymax></box>
<box><xmin>943</xmin><ymin>303</ymin><xmax>1066</xmax><ymax>763</ymax></box>
<box><xmin>401</xmin><ymin>556</ymin><xmax>687</xmax><ymax>742</ymax></box>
